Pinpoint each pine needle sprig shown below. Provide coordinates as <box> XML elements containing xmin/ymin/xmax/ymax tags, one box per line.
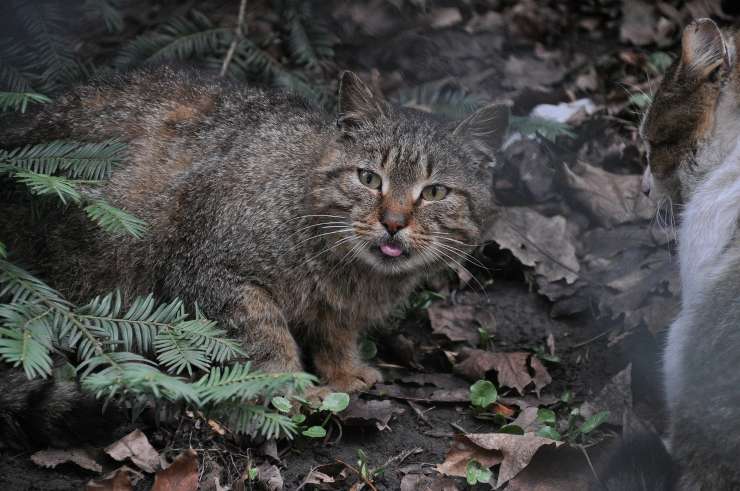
<box><xmin>0</xmin><ymin>92</ymin><xmax>51</xmax><ymax>113</ymax></box>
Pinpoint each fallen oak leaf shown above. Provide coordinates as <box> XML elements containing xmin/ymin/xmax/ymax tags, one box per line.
<box><xmin>31</xmin><ymin>447</ymin><xmax>103</xmax><ymax>473</ymax></box>
<box><xmin>455</xmin><ymin>349</ymin><xmax>533</xmax><ymax>395</ymax></box>
<box><xmin>86</xmin><ymin>467</ymin><xmax>134</xmax><ymax>491</ymax></box>
<box><xmin>529</xmin><ymin>356</ymin><xmax>552</xmax><ymax>396</ymax></box>
<box><xmin>436</xmin><ymin>436</ymin><xmax>502</xmax><ymax>479</ymax></box>
<box><xmin>337</xmin><ymin>398</ymin><xmax>402</xmax><ymax>431</ymax></box>
<box><xmin>152</xmin><ymin>449</ymin><xmax>198</xmax><ymax>491</ymax></box>
<box><xmin>465</xmin><ymin>433</ymin><xmax>563</xmax><ymax>488</ymax></box>
<box><xmin>105</xmin><ymin>429</ymin><xmax>160</xmax><ymax>474</ymax></box>
<box><xmin>427</xmin><ymin>304</ymin><xmax>479</xmax><ymax>344</ymax></box>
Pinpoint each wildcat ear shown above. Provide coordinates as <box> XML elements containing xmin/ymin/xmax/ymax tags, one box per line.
<box><xmin>681</xmin><ymin>18</ymin><xmax>731</xmax><ymax>79</ymax></box>
<box><xmin>453</xmin><ymin>103</ymin><xmax>510</xmax><ymax>159</ymax></box>
<box><xmin>337</xmin><ymin>71</ymin><xmax>388</xmax><ymax>132</ymax></box>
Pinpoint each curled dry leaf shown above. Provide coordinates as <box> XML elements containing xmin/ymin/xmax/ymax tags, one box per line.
<box><xmin>86</xmin><ymin>467</ymin><xmax>134</xmax><ymax>491</ymax></box>
<box><xmin>338</xmin><ymin>398</ymin><xmax>400</xmax><ymax>431</ymax></box>
<box><xmin>465</xmin><ymin>433</ymin><xmax>563</xmax><ymax>488</ymax></box>
<box><xmin>31</xmin><ymin>447</ymin><xmax>103</xmax><ymax>473</ymax></box>
<box><xmin>427</xmin><ymin>304</ymin><xmax>479</xmax><ymax>344</ymax></box>
<box><xmin>455</xmin><ymin>348</ymin><xmax>545</xmax><ymax>395</ymax></box>
<box><xmin>436</xmin><ymin>436</ymin><xmax>501</xmax><ymax>478</ymax></box>
<box><xmin>257</xmin><ymin>462</ymin><xmax>284</xmax><ymax>491</ymax></box>
<box><xmin>105</xmin><ymin>429</ymin><xmax>160</xmax><ymax>474</ymax></box>
<box><xmin>152</xmin><ymin>449</ymin><xmax>198</xmax><ymax>491</ymax></box>
<box><xmin>561</xmin><ymin>161</ymin><xmax>654</xmax><ymax>228</ymax></box>
<box><xmin>486</xmin><ymin>207</ymin><xmax>579</xmax><ymax>284</ymax></box>
<box><xmin>529</xmin><ymin>356</ymin><xmax>552</xmax><ymax>396</ymax></box>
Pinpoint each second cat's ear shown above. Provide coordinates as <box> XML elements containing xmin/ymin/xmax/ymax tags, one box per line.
<box><xmin>453</xmin><ymin>103</ymin><xmax>510</xmax><ymax>159</ymax></box>
<box><xmin>337</xmin><ymin>71</ymin><xmax>388</xmax><ymax>132</ymax></box>
<box><xmin>681</xmin><ymin>18</ymin><xmax>731</xmax><ymax>79</ymax></box>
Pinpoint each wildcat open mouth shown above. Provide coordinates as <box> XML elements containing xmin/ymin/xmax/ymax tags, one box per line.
<box><xmin>375</xmin><ymin>241</ymin><xmax>409</xmax><ymax>259</ymax></box>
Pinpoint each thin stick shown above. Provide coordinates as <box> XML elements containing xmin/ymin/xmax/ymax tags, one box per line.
<box><xmin>335</xmin><ymin>459</ymin><xmax>379</xmax><ymax>491</ymax></box>
<box><xmin>220</xmin><ymin>0</ymin><xmax>248</xmax><ymax>77</ymax></box>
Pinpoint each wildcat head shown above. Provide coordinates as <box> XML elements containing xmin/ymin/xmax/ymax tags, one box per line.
<box><xmin>641</xmin><ymin>18</ymin><xmax>736</xmax><ymax>205</ymax></box>
<box><xmin>310</xmin><ymin>71</ymin><xmax>508</xmax><ymax>275</ymax></box>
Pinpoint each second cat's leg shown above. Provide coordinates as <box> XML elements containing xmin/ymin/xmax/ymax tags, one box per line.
<box><xmin>311</xmin><ymin>313</ymin><xmax>382</xmax><ymax>392</ymax></box>
<box><xmin>229</xmin><ymin>284</ymin><xmax>303</xmax><ymax>373</ymax></box>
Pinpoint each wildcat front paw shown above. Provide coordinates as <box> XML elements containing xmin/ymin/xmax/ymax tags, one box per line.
<box><xmin>324</xmin><ymin>364</ymin><xmax>383</xmax><ymax>393</ymax></box>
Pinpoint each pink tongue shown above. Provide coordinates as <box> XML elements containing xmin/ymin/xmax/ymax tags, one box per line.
<box><xmin>380</xmin><ymin>243</ymin><xmax>403</xmax><ymax>257</ymax></box>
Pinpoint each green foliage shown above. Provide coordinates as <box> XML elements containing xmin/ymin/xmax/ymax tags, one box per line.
<box><xmin>115</xmin><ymin>10</ymin><xmax>231</xmax><ymax>69</ymax></box>
<box><xmin>84</xmin><ymin>200</ymin><xmax>148</xmax><ymax>238</ymax></box>
<box><xmin>470</xmin><ymin>379</ymin><xmax>498</xmax><ymax>408</ymax></box>
<box><xmin>320</xmin><ymin>392</ymin><xmax>350</xmax><ymax>413</ymax></box>
<box><xmin>279</xmin><ymin>1</ymin><xmax>337</xmax><ymax>70</ymax></box>
<box><xmin>82</xmin><ymin>0</ymin><xmax>124</xmax><ymax>33</ymax></box>
<box><xmin>396</xmin><ymin>80</ymin><xmax>487</xmax><ymax>119</ymax></box>
<box><xmin>0</xmin><ymin>92</ymin><xmax>51</xmax><ymax>113</ymax></box>
<box><xmin>466</xmin><ymin>459</ymin><xmax>493</xmax><ymax>485</ymax></box>
<box><xmin>302</xmin><ymin>425</ymin><xmax>326</xmax><ymax>438</ymax></box>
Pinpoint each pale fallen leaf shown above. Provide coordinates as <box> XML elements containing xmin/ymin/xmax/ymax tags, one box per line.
<box><xmin>465</xmin><ymin>433</ymin><xmax>563</xmax><ymax>488</ymax></box>
<box><xmin>619</xmin><ymin>0</ymin><xmax>660</xmax><ymax>46</ymax></box>
<box><xmin>486</xmin><ymin>207</ymin><xmax>579</xmax><ymax>284</ymax></box>
<box><xmin>454</xmin><ymin>349</ymin><xmax>533</xmax><ymax>394</ymax></box>
<box><xmin>338</xmin><ymin>398</ymin><xmax>400</xmax><ymax>431</ymax></box>
<box><xmin>427</xmin><ymin>304</ymin><xmax>478</xmax><ymax>344</ymax></box>
<box><xmin>152</xmin><ymin>449</ymin><xmax>198</xmax><ymax>491</ymax></box>
<box><xmin>257</xmin><ymin>462</ymin><xmax>284</xmax><ymax>491</ymax></box>
<box><xmin>32</xmin><ymin>447</ymin><xmax>102</xmax><ymax>473</ymax></box>
<box><xmin>105</xmin><ymin>429</ymin><xmax>160</xmax><ymax>474</ymax></box>
<box><xmin>530</xmin><ymin>99</ymin><xmax>596</xmax><ymax>124</ymax></box>
<box><xmin>529</xmin><ymin>356</ymin><xmax>552</xmax><ymax>396</ymax></box>
<box><xmin>436</xmin><ymin>436</ymin><xmax>501</xmax><ymax>478</ymax></box>
<box><xmin>561</xmin><ymin>161</ymin><xmax>654</xmax><ymax>227</ymax></box>
<box><xmin>510</xmin><ymin>406</ymin><xmax>540</xmax><ymax>434</ymax></box>
<box><xmin>86</xmin><ymin>467</ymin><xmax>133</xmax><ymax>491</ymax></box>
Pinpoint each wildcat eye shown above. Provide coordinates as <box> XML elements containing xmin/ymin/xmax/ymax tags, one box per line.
<box><xmin>421</xmin><ymin>184</ymin><xmax>448</xmax><ymax>201</ymax></box>
<box><xmin>358</xmin><ymin>169</ymin><xmax>382</xmax><ymax>190</ymax></box>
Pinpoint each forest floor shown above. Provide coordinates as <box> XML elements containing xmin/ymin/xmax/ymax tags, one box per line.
<box><xmin>2</xmin><ymin>0</ymin><xmax>735</xmax><ymax>489</ymax></box>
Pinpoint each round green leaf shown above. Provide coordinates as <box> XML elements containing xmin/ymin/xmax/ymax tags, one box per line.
<box><xmin>579</xmin><ymin>411</ymin><xmax>610</xmax><ymax>434</ymax></box>
<box><xmin>271</xmin><ymin>396</ymin><xmax>292</xmax><ymax>413</ymax></box>
<box><xmin>537</xmin><ymin>408</ymin><xmax>556</xmax><ymax>425</ymax></box>
<box><xmin>291</xmin><ymin>413</ymin><xmax>306</xmax><ymax>424</ymax></box>
<box><xmin>302</xmin><ymin>426</ymin><xmax>327</xmax><ymax>438</ymax></box>
<box><xmin>320</xmin><ymin>392</ymin><xmax>350</xmax><ymax>413</ymax></box>
<box><xmin>498</xmin><ymin>424</ymin><xmax>524</xmax><ymax>435</ymax></box>
<box><xmin>470</xmin><ymin>380</ymin><xmax>497</xmax><ymax>408</ymax></box>
<box><xmin>536</xmin><ymin>426</ymin><xmax>562</xmax><ymax>441</ymax></box>
<box><xmin>465</xmin><ymin>459</ymin><xmax>493</xmax><ymax>485</ymax></box>
<box><xmin>359</xmin><ymin>339</ymin><xmax>377</xmax><ymax>360</ymax></box>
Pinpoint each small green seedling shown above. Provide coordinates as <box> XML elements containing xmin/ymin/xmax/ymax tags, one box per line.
<box><xmin>536</xmin><ymin>426</ymin><xmax>562</xmax><ymax>441</ymax></box>
<box><xmin>271</xmin><ymin>396</ymin><xmax>292</xmax><ymax>413</ymax></box>
<box><xmin>536</xmin><ymin>408</ymin><xmax>556</xmax><ymax>425</ymax></box>
<box><xmin>466</xmin><ymin>459</ymin><xmax>492</xmax><ymax>485</ymax></box>
<box><xmin>578</xmin><ymin>411</ymin><xmax>610</xmax><ymax>435</ymax></box>
<box><xmin>478</xmin><ymin>327</ymin><xmax>494</xmax><ymax>349</ymax></box>
<box><xmin>470</xmin><ymin>380</ymin><xmax>497</xmax><ymax>409</ymax></box>
<box><xmin>300</xmin><ymin>392</ymin><xmax>350</xmax><ymax>439</ymax></box>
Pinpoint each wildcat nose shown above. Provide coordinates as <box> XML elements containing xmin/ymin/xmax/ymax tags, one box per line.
<box><xmin>381</xmin><ymin>210</ymin><xmax>407</xmax><ymax>235</ymax></box>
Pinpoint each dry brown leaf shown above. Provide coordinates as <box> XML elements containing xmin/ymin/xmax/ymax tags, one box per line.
<box><xmin>455</xmin><ymin>349</ymin><xmax>533</xmax><ymax>394</ymax></box>
<box><xmin>436</xmin><ymin>436</ymin><xmax>501</xmax><ymax>478</ymax></box>
<box><xmin>368</xmin><ymin>383</ymin><xmax>469</xmax><ymax>403</ymax></box>
<box><xmin>465</xmin><ymin>433</ymin><xmax>563</xmax><ymax>488</ymax></box>
<box><xmin>257</xmin><ymin>462</ymin><xmax>284</xmax><ymax>491</ymax></box>
<box><xmin>619</xmin><ymin>0</ymin><xmax>660</xmax><ymax>46</ymax></box>
<box><xmin>105</xmin><ymin>429</ymin><xmax>160</xmax><ymax>474</ymax></box>
<box><xmin>510</xmin><ymin>406</ymin><xmax>540</xmax><ymax>434</ymax></box>
<box><xmin>400</xmin><ymin>473</ymin><xmax>460</xmax><ymax>491</ymax></box>
<box><xmin>427</xmin><ymin>304</ymin><xmax>478</xmax><ymax>344</ymax></box>
<box><xmin>529</xmin><ymin>356</ymin><xmax>552</xmax><ymax>396</ymax></box>
<box><xmin>338</xmin><ymin>398</ymin><xmax>400</xmax><ymax>431</ymax></box>
<box><xmin>486</xmin><ymin>207</ymin><xmax>579</xmax><ymax>284</ymax></box>
<box><xmin>561</xmin><ymin>161</ymin><xmax>653</xmax><ymax>227</ymax></box>
<box><xmin>86</xmin><ymin>467</ymin><xmax>133</xmax><ymax>491</ymax></box>
<box><xmin>31</xmin><ymin>447</ymin><xmax>103</xmax><ymax>473</ymax></box>
<box><xmin>580</xmin><ymin>364</ymin><xmax>632</xmax><ymax>426</ymax></box>
<box><xmin>152</xmin><ymin>449</ymin><xmax>198</xmax><ymax>491</ymax></box>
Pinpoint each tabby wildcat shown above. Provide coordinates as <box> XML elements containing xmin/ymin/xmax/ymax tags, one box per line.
<box><xmin>2</xmin><ymin>67</ymin><xmax>508</xmax><ymax>394</ymax></box>
<box><xmin>602</xmin><ymin>18</ymin><xmax>740</xmax><ymax>490</ymax></box>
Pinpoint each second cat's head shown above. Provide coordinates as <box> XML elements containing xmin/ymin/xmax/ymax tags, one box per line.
<box><xmin>641</xmin><ymin>18</ymin><xmax>740</xmax><ymax>205</ymax></box>
<box><xmin>310</xmin><ymin>71</ymin><xmax>508</xmax><ymax>275</ymax></box>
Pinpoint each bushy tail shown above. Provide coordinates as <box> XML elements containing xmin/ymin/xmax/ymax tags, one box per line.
<box><xmin>0</xmin><ymin>365</ymin><xmax>123</xmax><ymax>449</ymax></box>
<box><xmin>590</xmin><ymin>415</ymin><xmax>674</xmax><ymax>491</ymax></box>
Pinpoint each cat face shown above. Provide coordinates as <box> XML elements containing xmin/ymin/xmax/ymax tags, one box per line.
<box><xmin>310</xmin><ymin>72</ymin><xmax>508</xmax><ymax>275</ymax></box>
<box><xmin>641</xmin><ymin>18</ymin><xmax>733</xmax><ymax>205</ymax></box>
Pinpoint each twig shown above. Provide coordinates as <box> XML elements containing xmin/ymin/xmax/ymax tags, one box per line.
<box><xmin>379</xmin><ymin>447</ymin><xmax>423</xmax><ymax>471</ymax></box>
<box><xmin>335</xmin><ymin>459</ymin><xmax>379</xmax><ymax>491</ymax></box>
<box><xmin>220</xmin><ymin>0</ymin><xmax>248</xmax><ymax>77</ymax></box>
<box><xmin>572</xmin><ymin>328</ymin><xmax>612</xmax><ymax>348</ymax></box>
<box><xmin>579</xmin><ymin>444</ymin><xmax>604</xmax><ymax>488</ymax></box>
